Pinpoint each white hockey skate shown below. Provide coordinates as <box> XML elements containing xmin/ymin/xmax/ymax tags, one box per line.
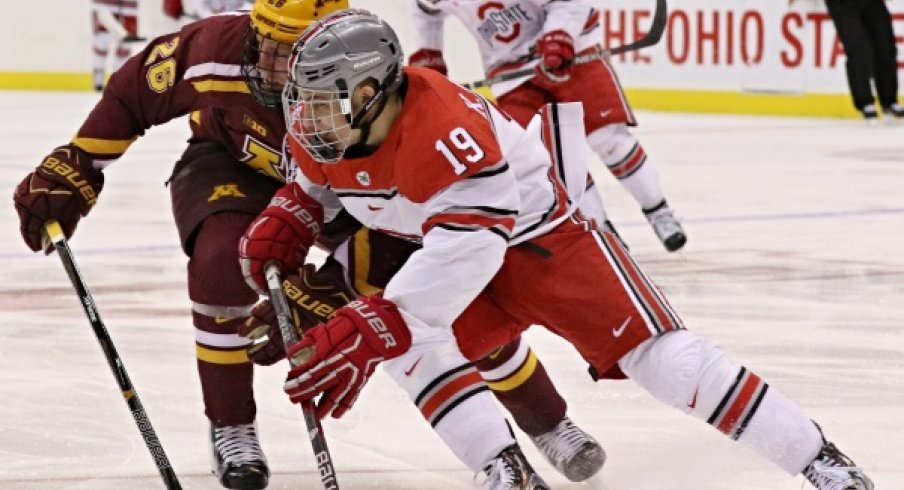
<box><xmin>210</xmin><ymin>422</ymin><xmax>269</xmax><ymax>490</ymax></box>
<box><xmin>803</xmin><ymin>423</ymin><xmax>873</xmax><ymax>490</ymax></box>
<box><xmin>481</xmin><ymin>444</ymin><xmax>550</xmax><ymax>490</ymax></box>
<box><xmin>529</xmin><ymin>416</ymin><xmax>605</xmax><ymax>482</ymax></box>
<box><xmin>645</xmin><ymin>204</ymin><xmax>687</xmax><ymax>252</ymax></box>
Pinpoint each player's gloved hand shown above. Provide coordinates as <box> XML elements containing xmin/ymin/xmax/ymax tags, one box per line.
<box><xmin>408</xmin><ymin>49</ymin><xmax>448</xmax><ymax>76</ymax></box>
<box><xmin>283</xmin><ymin>296</ymin><xmax>411</xmax><ymax>419</ymax></box>
<box><xmin>238</xmin><ymin>263</ymin><xmax>354</xmax><ymax>366</ymax></box>
<box><xmin>13</xmin><ymin>144</ymin><xmax>104</xmax><ymax>253</ymax></box>
<box><xmin>239</xmin><ymin>182</ymin><xmax>323</xmax><ymax>295</ymax></box>
<box><xmin>534</xmin><ymin>30</ymin><xmax>575</xmax><ymax>83</ymax></box>
<box><xmin>162</xmin><ymin>0</ymin><xmax>184</xmax><ymax>20</ymax></box>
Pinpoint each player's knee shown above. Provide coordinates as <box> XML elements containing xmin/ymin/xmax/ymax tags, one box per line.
<box><xmin>587</xmin><ymin>123</ymin><xmax>637</xmax><ymax>164</ymax></box>
<box><xmin>619</xmin><ymin>330</ymin><xmax>736</xmax><ymax>419</ymax></box>
<box><xmin>384</xmin><ymin>341</ymin><xmax>486</xmax><ymax>417</ymax></box>
<box><xmin>188</xmin><ymin>212</ymin><xmax>258</xmax><ymax>305</ymax></box>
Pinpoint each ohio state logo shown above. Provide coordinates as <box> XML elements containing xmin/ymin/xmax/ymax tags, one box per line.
<box><xmin>476</xmin><ymin>2</ymin><xmax>533</xmax><ymax>44</ymax></box>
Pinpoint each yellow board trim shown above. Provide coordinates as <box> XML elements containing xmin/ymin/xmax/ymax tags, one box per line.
<box><xmin>623</xmin><ymin>88</ymin><xmax>861</xmax><ymax>119</ymax></box>
<box><xmin>1</xmin><ymin>71</ymin><xmax>861</xmax><ymax>118</ymax></box>
<box><xmin>192</xmin><ymin>80</ymin><xmax>251</xmax><ymax>94</ymax></box>
<box><xmin>486</xmin><ymin>350</ymin><xmax>538</xmax><ymax>392</ymax></box>
<box><xmin>196</xmin><ymin>345</ymin><xmax>250</xmax><ymax>365</ymax></box>
<box><xmin>72</xmin><ymin>136</ymin><xmax>137</xmax><ymax>155</ymax></box>
<box><xmin>0</xmin><ymin>71</ymin><xmax>94</xmax><ymax>91</ymax></box>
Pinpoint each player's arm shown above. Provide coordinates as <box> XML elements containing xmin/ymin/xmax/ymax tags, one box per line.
<box><xmin>408</xmin><ymin>0</ymin><xmax>449</xmax><ymax>74</ymax></box>
<box><xmin>383</xmin><ymin>114</ymin><xmax>521</xmax><ymax>343</ymax></box>
<box><xmin>534</xmin><ymin>0</ymin><xmax>594</xmax><ymax>82</ymax></box>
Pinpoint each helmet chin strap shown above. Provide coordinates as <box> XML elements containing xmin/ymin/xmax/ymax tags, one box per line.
<box><xmin>347</xmin><ymin>84</ymin><xmax>389</xmax><ymax>148</ymax></box>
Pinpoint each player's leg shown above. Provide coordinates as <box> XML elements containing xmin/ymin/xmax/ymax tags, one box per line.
<box><xmin>170</xmin><ymin>142</ymin><xmax>281</xmax><ymax>490</ymax></box>
<box><xmin>475</xmin><ymin>337</ymin><xmax>605</xmax><ymax>482</ymax></box>
<box><xmin>564</xmin><ymin>59</ymin><xmax>687</xmax><ymax>251</ymax></box>
<box><xmin>499</xmin><ymin>219</ymin><xmax>871</xmax><ymax>489</ymax></box>
<box><xmin>383</xmin><ymin>298</ymin><xmax>550</xmax><ymax>490</ymax></box>
<box><xmin>89</xmin><ymin>2</ymin><xmax>111</xmax><ymax>91</ymax></box>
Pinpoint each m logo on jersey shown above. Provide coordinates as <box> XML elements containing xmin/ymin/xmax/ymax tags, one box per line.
<box><xmin>477</xmin><ymin>2</ymin><xmax>533</xmax><ymax>44</ymax></box>
<box><xmin>240</xmin><ymin>135</ymin><xmax>285</xmax><ymax>180</ymax></box>
<box><xmin>208</xmin><ymin>184</ymin><xmax>247</xmax><ymax>202</ymax></box>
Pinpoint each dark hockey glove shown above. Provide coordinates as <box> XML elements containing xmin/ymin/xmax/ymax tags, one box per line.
<box><xmin>239</xmin><ymin>182</ymin><xmax>324</xmax><ymax>295</ymax></box>
<box><xmin>284</xmin><ymin>296</ymin><xmax>411</xmax><ymax>419</ymax></box>
<box><xmin>238</xmin><ymin>263</ymin><xmax>355</xmax><ymax>366</ymax></box>
<box><xmin>13</xmin><ymin>144</ymin><xmax>104</xmax><ymax>253</ymax></box>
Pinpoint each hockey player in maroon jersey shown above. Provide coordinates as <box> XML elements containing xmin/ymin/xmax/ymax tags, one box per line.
<box><xmin>14</xmin><ymin>1</ymin><xmax>605</xmax><ymax>488</ymax></box>
<box><xmin>14</xmin><ymin>2</ymin><xmax>345</xmax><ymax>489</ymax></box>
<box><xmin>409</xmin><ymin>0</ymin><xmax>688</xmax><ymax>252</ymax></box>
<box><xmin>239</xmin><ymin>9</ymin><xmax>873</xmax><ymax>489</ymax></box>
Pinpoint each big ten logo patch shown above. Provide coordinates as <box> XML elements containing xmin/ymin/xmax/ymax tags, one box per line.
<box><xmin>243</xmin><ymin>115</ymin><xmax>268</xmax><ymax>138</ymax></box>
<box><xmin>477</xmin><ymin>2</ymin><xmax>533</xmax><ymax>44</ymax></box>
<box><xmin>208</xmin><ymin>183</ymin><xmax>247</xmax><ymax>202</ymax></box>
<box><xmin>240</xmin><ymin>135</ymin><xmax>283</xmax><ymax>180</ymax></box>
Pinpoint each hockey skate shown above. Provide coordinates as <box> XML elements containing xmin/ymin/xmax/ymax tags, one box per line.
<box><xmin>803</xmin><ymin>423</ymin><xmax>873</xmax><ymax>490</ymax></box>
<box><xmin>529</xmin><ymin>416</ymin><xmax>605</xmax><ymax>482</ymax></box>
<box><xmin>210</xmin><ymin>422</ymin><xmax>269</xmax><ymax>490</ymax></box>
<box><xmin>882</xmin><ymin>102</ymin><xmax>904</xmax><ymax>120</ymax></box>
<box><xmin>480</xmin><ymin>444</ymin><xmax>550</xmax><ymax>490</ymax></box>
<box><xmin>644</xmin><ymin>204</ymin><xmax>687</xmax><ymax>252</ymax></box>
<box><xmin>861</xmin><ymin>104</ymin><xmax>879</xmax><ymax>124</ymax></box>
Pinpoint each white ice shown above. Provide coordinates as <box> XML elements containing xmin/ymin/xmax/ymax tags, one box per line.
<box><xmin>0</xmin><ymin>91</ymin><xmax>902</xmax><ymax>489</ymax></box>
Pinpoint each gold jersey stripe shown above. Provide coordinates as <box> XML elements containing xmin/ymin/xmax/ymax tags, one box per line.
<box><xmin>71</xmin><ymin>136</ymin><xmax>137</xmax><ymax>155</ymax></box>
<box><xmin>485</xmin><ymin>349</ymin><xmax>538</xmax><ymax>392</ymax></box>
<box><xmin>192</xmin><ymin>80</ymin><xmax>251</xmax><ymax>93</ymax></box>
<box><xmin>353</xmin><ymin>229</ymin><xmax>383</xmax><ymax>296</ymax></box>
<box><xmin>196</xmin><ymin>344</ymin><xmax>249</xmax><ymax>365</ymax></box>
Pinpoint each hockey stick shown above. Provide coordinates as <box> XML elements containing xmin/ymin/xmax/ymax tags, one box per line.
<box><xmin>264</xmin><ymin>264</ymin><xmax>340</xmax><ymax>490</ymax></box>
<box><xmin>41</xmin><ymin>220</ymin><xmax>182</xmax><ymax>490</ymax></box>
<box><xmin>464</xmin><ymin>0</ymin><xmax>667</xmax><ymax>90</ymax></box>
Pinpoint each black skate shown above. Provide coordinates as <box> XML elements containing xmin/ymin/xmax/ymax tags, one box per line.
<box><xmin>803</xmin><ymin>423</ymin><xmax>873</xmax><ymax>490</ymax></box>
<box><xmin>481</xmin><ymin>444</ymin><xmax>550</xmax><ymax>490</ymax></box>
<box><xmin>529</xmin><ymin>416</ymin><xmax>605</xmax><ymax>482</ymax></box>
<box><xmin>210</xmin><ymin>422</ymin><xmax>269</xmax><ymax>490</ymax></box>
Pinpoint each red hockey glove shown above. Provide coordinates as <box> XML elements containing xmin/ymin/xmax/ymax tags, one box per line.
<box><xmin>283</xmin><ymin>296</ymin><xmax>411</xmax><ymax>419</ymax></box>
<box><xmin>162</xmin><ymin>0</ymin><xmax>184</xmax><ymax>20</ymax></box>
<box><xmin>13</xmin><ymin>144</ymin><xmax>104</xmax><ymax>253</ymax></box>
<box><xmin>239</xmin><ymin>182</ymin><xmax>323</xmax><ymax>295</ymax></box>
<box><xmin>408</xmin><ymin>49</ymin><xmax>448</xmax><ymax>76</ymax></box>
<box><xmin>534</xmin><ymin>30</ymin><xmax>575</xmax><ymax>84</ymax></box>
<box><xmin>238</xmin><ymin>263</ymin><xmax>355</xmax><ymax>366</ymax></box>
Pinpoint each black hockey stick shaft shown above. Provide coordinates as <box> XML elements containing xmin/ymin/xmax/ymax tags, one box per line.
<box><xmin>265</xmin><ymin>264</ymin><xmax>340</xmax><ymax>490</ymax></box>
<box><xmin>42</xmin><ymin>220</ymin><xmax>181</xmax><ymax>490</ymax></box>
<box><xmin>465</xmin><ymin>0</ymin><xmax>668</xmax><ymax>90</ymax></box>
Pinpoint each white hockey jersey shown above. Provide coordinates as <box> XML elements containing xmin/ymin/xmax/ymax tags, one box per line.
<box><xmin>410</xmin><ymin>0</ymin><xmax>601</xmax><ymax>95</ymax></box>
<box><xmin>287</xmin><ymin>68</ymin><xmax>589</xmax><ymax>345</ymax></box>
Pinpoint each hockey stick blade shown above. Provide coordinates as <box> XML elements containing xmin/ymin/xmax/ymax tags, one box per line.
<box><xmin>41</xmin><ymin>220</ymin><xmax>182</xmax><ymax>490</ymax></box>
<box><xmin>464</xmin><ymin>0</ymin><xmax>668</xmax><ymax>90</ymax></box>
<box><xmin>265</xmin><ymin>264</ymin><xmax>341</xmax><ymax>490</ymax></box>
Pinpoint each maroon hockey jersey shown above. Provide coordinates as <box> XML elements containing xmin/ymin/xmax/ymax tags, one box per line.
<box><xmin>72</xmin><ymin>11</ymin><xmax>289</xmax><ymax>182</ymax></box>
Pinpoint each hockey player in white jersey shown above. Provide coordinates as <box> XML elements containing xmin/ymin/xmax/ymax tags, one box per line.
<box><xmin>239</xmin><ymin>9</ymin><xmax>873</xmax><ymax>490</ymax></box>
<box><xmin>408</xmin><ymin>0</ymin><xmax>688</xmax><ymax>251</ymax></box>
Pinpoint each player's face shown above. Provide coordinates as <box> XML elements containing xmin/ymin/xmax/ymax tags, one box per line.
<box><xmin>283</xmin><ymin>85</ymin><xmax>362</xmax><ymax>162</ymax></box>
<box><xmin>255</xmin><ymin>36</ymin><xmax>292</xmax><ymax>95</ymax></box>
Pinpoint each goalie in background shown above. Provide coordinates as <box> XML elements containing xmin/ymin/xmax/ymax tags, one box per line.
<box><xmin>409</xmin><ymin>0</ymin><xmax>688</xmax><ymax>252</ymax></box>
<box><xmin>91</xmin><ymin>0</ymin><xmax>139</xmax><ymax>91</ymax></box>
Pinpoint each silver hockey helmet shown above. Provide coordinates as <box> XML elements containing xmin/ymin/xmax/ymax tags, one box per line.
<box><xmin>282</xmin><ymin>8</ymin><xmax>404</xmax><ymax>162</ymax></box>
